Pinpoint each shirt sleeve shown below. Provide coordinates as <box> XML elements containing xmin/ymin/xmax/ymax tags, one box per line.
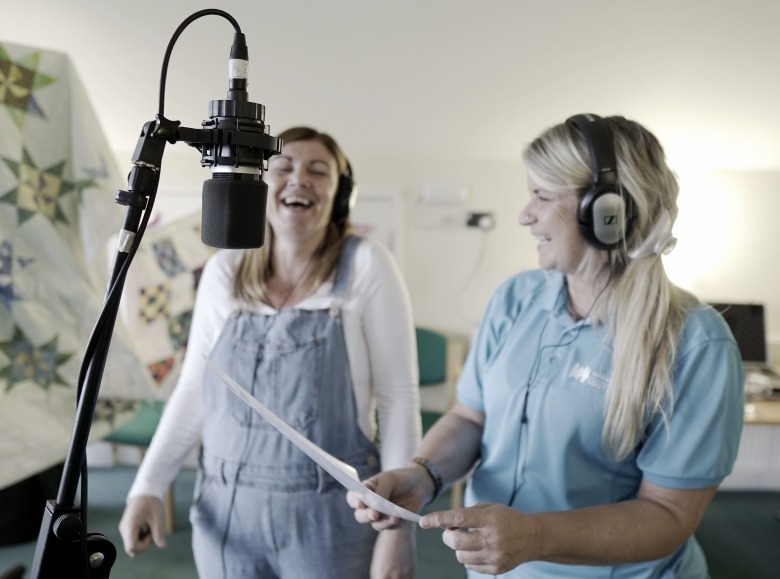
<box><xmin>352</xmin><ymin>239</ymin><xmax>421</xmax><ymax>470</ymax></box>
<box><xmin>457</xmin><ymin>315</ymin><xmax>490</xmax><ymax>412</ymax></box>
<box><xmin>126</xmin><ymin>250</ymin><xmax>239</xmax><ymax>500</ymax></box>
<box><xmin>457</xmin><ymin>276</ymin><xmax>523</xmax><ymax>412</ymax></box>
<box><xmin>637</xmin><ymin>307</ymin><xmax>745</xmax><ymax>489</ymax></box>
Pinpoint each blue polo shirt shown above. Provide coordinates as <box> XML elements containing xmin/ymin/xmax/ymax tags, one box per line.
<box><xmin>458</xmin><ymin>269</ymin><xmax>744</xmax><ymax>579</ymax></box>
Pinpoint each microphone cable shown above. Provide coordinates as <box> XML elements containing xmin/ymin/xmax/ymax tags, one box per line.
<box><xmin>455</xmin><ymin>227</ymin><xmax>490</xmax><ymax>328</ymax></box>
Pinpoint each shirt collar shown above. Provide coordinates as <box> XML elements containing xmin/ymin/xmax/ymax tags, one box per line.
<box><xmin>537</xmin><ymin>270</ymin><xmax>594</xmax><ymax>327</ymax></box>
<box><xmin>537</xmin><ymin>270</ymin><xmax>568</xmax><ymax>314</ymax></box>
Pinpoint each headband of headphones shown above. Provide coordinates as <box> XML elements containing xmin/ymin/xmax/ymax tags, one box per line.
<box><xmin>566</xmin><ymin>114</ymin><xmax>618</xmax><ymax>190</ymax></box>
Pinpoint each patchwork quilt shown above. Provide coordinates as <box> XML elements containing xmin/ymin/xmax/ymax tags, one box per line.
<box><xmin>0</xmin><ymin>41</ymin><xmax>173</xmax><ymax>488</ymax></box>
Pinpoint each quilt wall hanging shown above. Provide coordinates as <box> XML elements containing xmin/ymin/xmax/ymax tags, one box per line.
<box><xmin>0</xmin><ymin>41</ymin><xmax>154</xmax><ymax>489</ymax></box>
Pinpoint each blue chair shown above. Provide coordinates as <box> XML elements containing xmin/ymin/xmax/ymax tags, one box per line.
<box><xmin>417</xmin><ymin>327</ymin><xmax>448</xmax><ymax>431</ymax></box>
<box><xmin>104</xmin><ymin>400</ymin><xmax>175</xmax><ymax>533</ymax></box>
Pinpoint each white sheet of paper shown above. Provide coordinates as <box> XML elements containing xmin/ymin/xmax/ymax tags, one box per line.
<box><xmin>204</xmin><ymin>356</ymin><xmax>422</xmax><ymax>523</ymax></box>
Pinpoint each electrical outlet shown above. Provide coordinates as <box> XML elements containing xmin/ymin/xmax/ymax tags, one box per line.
<box><xmin>466</xmin><ymin>212</ymin><xmax>496</xmax><ymax>230</ymax></box>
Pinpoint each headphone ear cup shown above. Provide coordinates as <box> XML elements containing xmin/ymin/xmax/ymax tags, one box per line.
<box><xmin>578</xmin><ymin>188</ymin><xmax>631</xmax><ymax>250</ymax></box>
<box><xmin>331</xmin><ymin>172</ymin><xmax>356</xmax><ymax>225</ymax></box>
<box><xmin>567</xmin><ymin>113</ymin><xmax>637</xmax><ymax>251</ymax></box>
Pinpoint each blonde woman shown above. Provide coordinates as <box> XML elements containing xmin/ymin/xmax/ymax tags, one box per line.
<box><xmin>349</xmin><ymin>114</ymin><xmax>743</xmax><ymax>578</ymax></box>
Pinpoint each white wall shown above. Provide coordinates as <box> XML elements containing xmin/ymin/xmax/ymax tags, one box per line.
<box><xmin>667</xmin><ymin>171</ymin><xmax>780</xmax><ymax>345</ymax></box>
<box><xmin>4</xmin><ymin>0</ymin><xmax>780</xmax><ymax>344</ymax></box>
<box><xmin>356</xmin><ymin>156</ymin><xmax>532</xmax><ymax>335</ymax></box>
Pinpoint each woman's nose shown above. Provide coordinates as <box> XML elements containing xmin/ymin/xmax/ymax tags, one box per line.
<box><xmin>519</xmin><ymin>211</ymin><xmax>533</xmax><ymax>226</ymax></box>
<box><xmin>289</xmin><ymin>167</ymin><xmax>310</xmax><ymax>188</ymax></box>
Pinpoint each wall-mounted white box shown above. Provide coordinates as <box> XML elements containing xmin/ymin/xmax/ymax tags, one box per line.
<box><xmin>420</xmin><ymin>183</ymin><xmax>471</xmax><ymax>205</ymax></box>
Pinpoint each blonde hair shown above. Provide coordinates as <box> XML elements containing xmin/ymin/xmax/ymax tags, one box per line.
<box><xmin>233</xmin><ymin>127</ymin><xmax>352</xmax><ymax>303</ymax></box>
<box><xmin>523</xmin><ymin>116</ymin><xmax>695</xmax><ymax>460</ymax></box>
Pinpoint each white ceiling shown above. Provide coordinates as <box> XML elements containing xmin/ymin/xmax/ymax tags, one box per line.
<box><xmin>3</xmin><ymin>0</ymin><xmax>780</xmax><ymax>175</ymax></box>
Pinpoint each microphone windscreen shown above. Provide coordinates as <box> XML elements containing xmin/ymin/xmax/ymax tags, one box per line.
<box><xmin>201</xmin><ymin>177</ymin><xmax>267</xmax><ymax>249</ymax></box>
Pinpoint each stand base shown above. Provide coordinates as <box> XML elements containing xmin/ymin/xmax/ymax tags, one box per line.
<box><xmin>30</xmin><ymin>500</ymin><xmax>116</xmax><ymax>579</ymax></box>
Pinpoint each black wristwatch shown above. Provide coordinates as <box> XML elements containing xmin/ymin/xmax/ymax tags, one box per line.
<box><xmin>411</xmin><ymin>456</ymin><xmax>443</xmax><ymax>502</ymax></box>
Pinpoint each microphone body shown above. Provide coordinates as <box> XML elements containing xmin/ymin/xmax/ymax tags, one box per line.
<box><xmin>201</xmin><ymin>175</ymin><xmax>268</xmax><ymax>249</ymax></box>
<box><xmin>121</xmin><ymin>34</ymin><xmax>281</xmax><ymax>250</ymax></box>
<box><xmin>200</xmin><ymin>98</ymin><xmax>271</xmax><ymax>249</ymax></box>
<box><xmin>197</xmin><ymin>32</ymin><xmax>281</xmax><ymax>249</ymax></box>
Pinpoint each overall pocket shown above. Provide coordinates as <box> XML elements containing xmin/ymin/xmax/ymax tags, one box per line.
<box><xmin>230</xmin><ymin>335</ymin><xmax>325</xmax><ymax>431</ymax></box>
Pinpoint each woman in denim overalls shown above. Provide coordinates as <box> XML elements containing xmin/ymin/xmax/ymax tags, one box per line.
<box><xmin>192</xmin><ymin>235</ymin><xmax>380</xmax><ymax>577</ymax></box>
<box><xmin>119</xmin><ymin>127</ymin><xmax>421</xmax><ymax>578</ymax></box>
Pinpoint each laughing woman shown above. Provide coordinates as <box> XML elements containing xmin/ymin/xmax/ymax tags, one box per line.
<box><xmin>119</xmin><ymin>126</ymin><xmax>421</xmax><ymax>578</ymax></box>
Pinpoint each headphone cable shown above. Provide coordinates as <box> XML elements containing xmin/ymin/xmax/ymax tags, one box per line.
<box><xmin>507</xmin><ymin>266</ymin><xmax>614</xmax><ymax>506</ymax></box>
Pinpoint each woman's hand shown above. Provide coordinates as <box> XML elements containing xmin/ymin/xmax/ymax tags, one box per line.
<box><xmin>419</xmin><ymin>483</ymin><xmax>718</xmax><ymax>574</ymax></box>
<box><xmin>420</xmin><ymin>503</ymin><xmax>540</xmax><ymax>576</ymax></box>
<box><xmin>118</xmin><ymin>495</ymin><xmax>167</xmax><ymax>557</ymax></box>
<box><xmin>346</xmin><ymin>465</ymin><xmax>435</xmax><ymax>530</ymax></box>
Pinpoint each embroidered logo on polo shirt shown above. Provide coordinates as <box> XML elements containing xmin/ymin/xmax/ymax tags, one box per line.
<box><xmin>568</xmin><ymin>363</ymin><xmax>609</xmax><ymax>390</ymax></box>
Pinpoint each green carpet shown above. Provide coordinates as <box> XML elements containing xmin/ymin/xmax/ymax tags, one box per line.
<box><xmin>2</xmin><ymin>468</ymin><xmax>779</xmax><ymax>578</ymax></box>
<box><xmin>696</xmin><ymin>491</ymin><xmax>780</xmax><ymax>579</ymax></box>
<box><xmin>0</xmin><ymin>466</ymin><xmax>463</xmax><ymax>578</ymax></box>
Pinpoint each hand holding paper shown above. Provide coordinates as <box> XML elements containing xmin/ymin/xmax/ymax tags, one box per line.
<box><xmin>204</xmin><ymin>356</ymin><xmax>422</xmax><ymax>523</ymax></box>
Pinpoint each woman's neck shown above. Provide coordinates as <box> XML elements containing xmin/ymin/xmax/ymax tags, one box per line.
<box><xmin>272</xmin><ymin>231</ymin><xmax>325</xmax><ymax>284</ymax></box>
<box><xmin>565</xmin><ymin>273</ymin><xmax>604</xmax><ymax>321</ymax></box>
<box><xmin>264</xmin><ymin>230</ymin><xmax>328</xmax><ymax>312</ymax></box>
<box><xmin>266</xmin><ymin>246</ymin><xmax>316</xmax><ymax>310</ymax></box>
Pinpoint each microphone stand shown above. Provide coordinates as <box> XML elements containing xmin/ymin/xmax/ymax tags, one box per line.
<box><xmin>29</xmin><ymin>11</ymin><xmax>281</xmax><ymax>576</ymax></box>
<box><xmin>29</xmin><ymin>116</ymin><xmax>170</xmax><ymax>579</ymax></box>
<box><xmin>30</xmin><ymin>108</ymin><xmax>279</xmax><ymax>577</ymax></box>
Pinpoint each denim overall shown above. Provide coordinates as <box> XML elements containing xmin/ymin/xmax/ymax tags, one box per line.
<box><xmin>191</xmin><ymin>237</ymin><xmax>380</xmax><ymax>578</ymax></box>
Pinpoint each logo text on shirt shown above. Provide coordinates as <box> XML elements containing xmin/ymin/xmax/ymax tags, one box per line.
<box><xmin>568</xmin><ymin>363</ymin><xmax>609</xmax><ymax>390</ymax></box>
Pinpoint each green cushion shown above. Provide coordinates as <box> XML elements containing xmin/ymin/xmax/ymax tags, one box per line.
<box><xmin>421</xmin><ymin>410</ymin><xmax>441</xmax><ymax>434</ymax></box>
<box><xmin>416</xmin><ymin>327</ymin><xmax>447</xmax><ymax>385</ymax></box>
<box><xmin>104</xmin><ymin>401</ymin><xmax>164</xmax><ymax>447</ymax></box>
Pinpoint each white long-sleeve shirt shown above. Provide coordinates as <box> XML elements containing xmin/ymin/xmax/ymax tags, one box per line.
<box><xmin>128</xmin><ymin>237</ymin><xmax>421</xmax><ymax>500</ymax></box>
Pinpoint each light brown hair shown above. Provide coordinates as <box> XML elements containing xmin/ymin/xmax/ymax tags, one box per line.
<box><xmin>232</xmin><ymin>127</ymin><xmax>352</xmax><ymax>304</ymax></box>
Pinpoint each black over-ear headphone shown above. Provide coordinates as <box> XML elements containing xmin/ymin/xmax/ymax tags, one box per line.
<box><xmin>331</xmin><ymin>161</ymin><xmax>356</xmax><ymax>225</ymax></box>
<box><xmin>565</xmin><ymin>113</ymin><xmax>636</xmax><ymax>250</ymax></box>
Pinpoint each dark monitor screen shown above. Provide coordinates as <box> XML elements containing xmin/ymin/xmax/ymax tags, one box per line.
<box><xmin>708</xmin><ymin>303</ymin><xmax>766</xmax><ymax>364</ymax></box>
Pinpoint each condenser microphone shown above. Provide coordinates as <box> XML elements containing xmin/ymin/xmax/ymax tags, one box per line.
<box><xmin>198</xmin><ymin>32</ymin><xmax>281</xmax><ymax>249</ymax></box>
